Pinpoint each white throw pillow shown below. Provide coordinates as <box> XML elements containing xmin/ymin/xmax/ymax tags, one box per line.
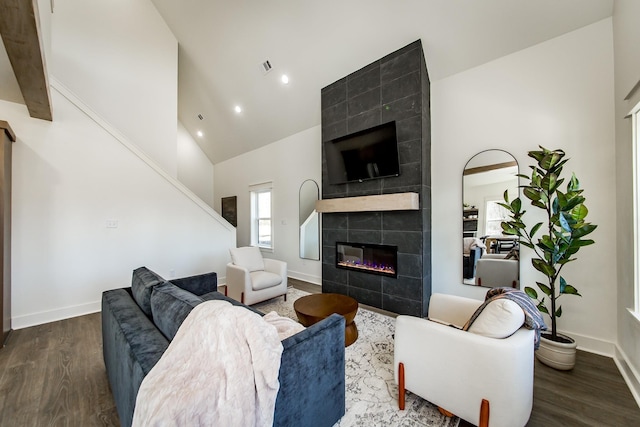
<box><xmin>230</xmin><ymin>247</ymin><xmax>265</xmax><ymax>272</ymax></box>
<box><xmin>467</xmin><ymin>299</ymin><xmax>524</xmax><ymax>338</ymax></box>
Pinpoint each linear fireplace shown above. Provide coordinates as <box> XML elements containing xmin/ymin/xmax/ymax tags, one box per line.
<box><xmin>336</xmin><ymin>242</ymin><xmax>398</xmax><ymax>278</ymax></box>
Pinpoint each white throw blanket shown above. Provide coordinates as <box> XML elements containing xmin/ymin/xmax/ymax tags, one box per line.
<box><xmin>132</xmin><ymin>300</ymin><xmax>284</xmax><ymax>427</ymax></box>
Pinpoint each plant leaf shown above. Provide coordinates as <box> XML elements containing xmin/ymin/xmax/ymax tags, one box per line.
<box><xmin>524</xmin><ymin>286</ymin><xmax>538</xmax><ymax>299</ymax></box>
<box><xmin>568</xmin><ymin>173</ymin><xmax>580</xmax><ymax>192</ymax></box>
<box><xmin>529</xmin><ymin>222</ymin><xmax>542</xmax><ymax>236</ymax></box>
<box><xmin>555</xmin><ymin>305</ymin><xmax>563</xmax><ymax>318</ymax></box>
<box><xmin>540</xmin><ymin>151</ymin><xmax>564</xmax><ymax>171</ymax></box>
<box><xmin>541</xmin><ymin>173</ymin><xmax>559</xmax><ymax>193</ymax></box>
<box><xmin>561</xmin><ymin>284</ymin><xmax>582</xmax><ymax>296</ymax></box>
<box><xmin>537</xmin><ymin>302</ymin><xmax>550</xmax><ymax>315</ymax></box>
<box><xmin>572</xmin><ymin>224</ymin><xmax>597</xmax><ymax>238</ymax></box>
<box><xmin>523</xmin><ymin>187</ymin><xmax>542</xmax><ymax>202</ymax></box>
<box><xmin>532</xmin><ymin>258</ymin><xmax>555</xmax><ymax>277</ymax></box>
<box><xmin>536</xmin><ymin>281</ymin><xmax>552</xmax><ymax>297</ymax></box>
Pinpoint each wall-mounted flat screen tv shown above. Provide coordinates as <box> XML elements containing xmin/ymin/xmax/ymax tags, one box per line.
<box><xmin>325</xmin><ymin>121</ymin><xmax>400</xmax><ymax>185</ymax></box>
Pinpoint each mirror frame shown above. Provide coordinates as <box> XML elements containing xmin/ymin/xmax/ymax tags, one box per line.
<box><xmin>299</xmin><ymin>179</ymin><xmax>320</xmax><ymax>260</ymax></box>
<box><xmin>462</xmin><ymin>150</ymin><xmax>519</xmax><ymax>288</ymax></box>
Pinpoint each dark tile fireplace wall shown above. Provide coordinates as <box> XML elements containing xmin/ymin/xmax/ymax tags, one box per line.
<box><xmin>321</xmin><ymin>40</ymin><xmax>431</xmax><ymax>317</ymax></box>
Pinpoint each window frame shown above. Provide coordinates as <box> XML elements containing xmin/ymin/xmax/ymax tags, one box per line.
<box><xmin>484</xmin><ymin>197</ymin><xmax>510</xmax><ymax>237</ymax></box>
<box><xmin>632</xmin><ymin>102</ymin><xmax>640</xmax><ymax>314</ymax></box>
<box><xmin>249</xmin><ymin>182</ymin><xmax>274</xmax><ymax>251</ymax></box>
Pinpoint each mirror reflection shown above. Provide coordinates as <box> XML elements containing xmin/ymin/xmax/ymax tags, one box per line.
<box><xmin>299</xmin><ymin>179</ymin><xmax>320</xmax><ymax>260</ymax></box>
<box><xmin>462</xmin><ymin>150</ymin><xmax>519</xmax><ymax>288</ymax></box>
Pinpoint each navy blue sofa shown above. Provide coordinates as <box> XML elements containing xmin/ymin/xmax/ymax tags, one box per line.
<box><xmin>102</xmin><ymin>267</ymin><xmax>346</xmax><ymax>427</ymax></box>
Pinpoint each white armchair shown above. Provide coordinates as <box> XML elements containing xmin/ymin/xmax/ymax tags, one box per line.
<box><xmin>394</xmin><ymin>293</ymin><xmax>534</xmax><ymax>427</ymax></box>
<box><xmin>225</xmin><ymin>246</ymin><xmax>287</xmax><ymax>305</ymax></box>
<box><xmin>475</xmin><ymin>254</ymin><xmax>519</xmax><ymax>288</ymax></box>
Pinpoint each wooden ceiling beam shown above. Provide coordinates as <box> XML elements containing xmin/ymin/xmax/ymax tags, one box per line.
<box><xmin>0</xmin><ymin>0</ymin><xmax>52</xmax><ymax>121</ymax></box>
<box><xmin>463</xmin><ymin>161</ymin><xmax>518</xmax><ymax>176</ymax></box>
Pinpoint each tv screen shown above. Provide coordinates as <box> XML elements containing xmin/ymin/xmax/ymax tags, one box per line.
<box><xmin>325</xmin><ymin>121</ymin><xmax>400</xmax><ymax>184</ymax></box>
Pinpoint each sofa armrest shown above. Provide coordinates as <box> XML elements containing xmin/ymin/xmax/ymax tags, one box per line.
<box><xmin>102</xmin><ymin>288</ymin><xmax>170</xmax><ymax>427</ymax></box>
<box><xmin>394</xmin><ymin>315</ymin><xmax>534</xmax><ymax>427</ymax></box>
<box><xmin>275</xmin><ymin>314</ymin><xmax>345</xmax><ymax>427</ymax></box>
<box><xmin>170</xmin><ymin>272</ymin><xmax>217</xmax><ymax>296</ymax></box>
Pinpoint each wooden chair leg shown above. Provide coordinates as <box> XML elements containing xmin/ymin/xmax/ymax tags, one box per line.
<box><xmin>438</xmin><ymin>407</ymin><xmax>454</xmax><ymax>417</ymax></box>
<box><xmin>479</xmin><ymin>399</ymin><xmax>490</xmax><ymax>427</ymax></box>
<box><xmin>223</xmin><ymin>285</ymin><xmax>228</xmax><ymax>297</ymax></box>
<box><xmin>398</xmin><ymin>362</ymin><xmax>405</xmax><ymax>410</ymax></box>
<box><xmin>240</xmin><ymin>292</ymin><xmax>244</xmax><ymax>304</ymax></box>
<box><xmin>284</xmin><ymin>293</ymin><xmax>287</xmax><ymax>301</ymax></box>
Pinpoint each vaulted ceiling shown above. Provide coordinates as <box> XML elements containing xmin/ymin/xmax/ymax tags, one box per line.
<box><xmin>0</xmin><ymin>0</ymin><xmax>614</xmax><ymax>164</ymax></box>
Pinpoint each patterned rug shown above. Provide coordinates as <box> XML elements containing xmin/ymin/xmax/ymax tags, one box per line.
<box><xmin>254</xmin><ymin>288</ymin><xmax>460</xmax><ymax>427</ymax></box>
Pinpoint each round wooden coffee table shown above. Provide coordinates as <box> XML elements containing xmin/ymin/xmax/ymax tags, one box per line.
<box><xmin>293</xmin><ymin>293</ymin><xmax>359</xmax><ymax>346</ymax></box>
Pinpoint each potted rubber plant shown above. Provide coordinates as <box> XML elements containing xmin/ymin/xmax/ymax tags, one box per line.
<box><xmin>499</xmin><ymin>146</ymin><xmax>597</xmax><ymax>370</ymax></box>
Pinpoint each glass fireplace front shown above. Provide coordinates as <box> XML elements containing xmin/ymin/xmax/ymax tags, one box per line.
<box><xmin>336</xmin><ymin>242</ymin><xmax>398</xmax><ymax>278</ymax></box>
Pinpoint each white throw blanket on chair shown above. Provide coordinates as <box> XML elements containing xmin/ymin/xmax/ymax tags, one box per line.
<box><xmin>132</xmin><ymin>300</ymin><xmax>284</xmax><ymax>427</ymax></box>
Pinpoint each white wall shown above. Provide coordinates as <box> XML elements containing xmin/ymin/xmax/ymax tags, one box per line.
<box><xmin>177</xmin><ymin>121</ymin><xmax>214</xmax><ymax>208</ymax></box>
<box><xmin>50</xmin><ymin>0</ymin><xmax>178</xmax><ymax>176</ymax></box>
<box><xmin>1</xmin><ymin>89</ymin><xmax>235</xmax><ymax>328</ymax></box>
<box><xmin>612</xmin><ymin>0</ymin><xmax>640</xmax><ymax>401</ymax></box>
<box><xmin>432</xmin><ymin>19</ymin><xmax>617</xmax><ymax>354</ymax></box>
<box><xmin>214</xmin><ymin>126</ymin><xmax>322</xmax><ymax>285</ymax></box>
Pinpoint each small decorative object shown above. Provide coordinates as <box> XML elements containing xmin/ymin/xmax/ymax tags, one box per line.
<box><xmin>500</xmin><ymin>146</ymin><xmax>597</xmax><ymax>370</ymax></box>
<box><xmin>221</xmin><ymin>196</ymin><xmax>237</xmax><ymax>227</ymax></box>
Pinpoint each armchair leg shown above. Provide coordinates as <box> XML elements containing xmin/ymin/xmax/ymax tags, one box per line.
<box><xmin>437</xmin><ymin>407</ymin><xmax>454</xmax><ymax>417</ymax></box>
<box><xmin>284</xmin><ymin>293</ymin><xmax>287</xmax><ymax>302</ymax></box>
<box><xmin>240</xmin><ymin>292</ymin><xmax>244</xmax><ymax>304</ymax></box>
<box><xmin>398</xmin><ymin>362</ymin><xmax>405</xmax><ymax>410</ymax></box>
<box><xmin>479</xmin><ymin>399</ymin><xmax>490</xmax><ymax>427</ymax></box>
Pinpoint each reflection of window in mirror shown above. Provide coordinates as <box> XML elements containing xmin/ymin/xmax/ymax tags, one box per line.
<box><xmin>484</xmin><ymin>199</ymin><xmax>511</xmax><ymax>236</ymax></box>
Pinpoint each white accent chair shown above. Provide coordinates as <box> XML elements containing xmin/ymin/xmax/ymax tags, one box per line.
<box><xmin>394</xmin><ymin>293</ymin><xmax>534</xmax><ymax>427</ymax></box>
<box><xmin>475</xmin><ymin>254</ymin><xmax>519</xmax><ymax>288</ymax></box>
<box><xmin>225</xmin><ymin>246</ymin><xmax>287</xmax><ymax>305</ymax></box>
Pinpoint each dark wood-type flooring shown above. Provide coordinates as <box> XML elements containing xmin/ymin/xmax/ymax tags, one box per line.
<box><xmin>0</xmin><ymin>278</ymin><xmax>636</xmax><ymax>426</ymax></box>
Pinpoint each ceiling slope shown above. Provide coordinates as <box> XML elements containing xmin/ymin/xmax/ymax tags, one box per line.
<box><xmin>152</xmin><ymin>0</ymin><xmax>612</xmax><ymax>164</ymax></box>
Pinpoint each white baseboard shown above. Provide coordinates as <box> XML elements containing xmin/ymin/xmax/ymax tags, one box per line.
<box><xmin>12</xmin><ymin>301</ymin><xmax>101</xmax><ymax>330</ymax></box>
<box><xmin>614</xmin><ymin>346</ymin><xmax>640</xmax><ymax>408</ymax></box>
<box><xmin>287</xmin><ymin>270</ymin><xmax>321</xmax><ymax>285</ymax></box>
<box><xmin>561</xmin><ymin>329</ymin><xmax>616</xmax><ymax>357</ymax></box>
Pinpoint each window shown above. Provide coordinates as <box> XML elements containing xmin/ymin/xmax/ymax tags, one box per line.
<box><xmin>484</xmin><ymin>199</ymin><xmax>510</xmax><ymax>236</ymax></box>
<box><xmin>250</xmin><ymin>182</ymin><xmax>273</xmax><ymax>250</ymax></box>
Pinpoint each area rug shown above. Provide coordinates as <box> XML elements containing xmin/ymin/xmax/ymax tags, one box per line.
<box><xmin>254</xmin><ymin>288</ymin><xmax>460</xmax><ymax>427</ymax></box>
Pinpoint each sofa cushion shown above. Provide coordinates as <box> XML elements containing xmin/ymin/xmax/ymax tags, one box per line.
<box><xmin>467</xmin><ymin>299</ymin><xmax>524</xmax><ymax>339</ymax></box>
<box><xmin>250</xmin><ymin>270</ymin><xmax>282</xmax><ymax>291</ymax></box>
<box><xmin>230</xmin><ymin>246</ymin><xmax>265</xmax><ymax>272</ymax></box>
<box><xmin>132</xmin><ymin>267</ymin><xmax>166</xmax><ymax>316</ymax></box>
<box><xmin>150</xmin><ymin>282</ymin><xmax>204</xmax><ymax>340</ymax></box>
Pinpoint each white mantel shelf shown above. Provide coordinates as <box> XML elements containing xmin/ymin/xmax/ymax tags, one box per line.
<box><xmin>315</xmin><ymin>192</ymin><xmax>420</xmax><ymax>213</ymax></box>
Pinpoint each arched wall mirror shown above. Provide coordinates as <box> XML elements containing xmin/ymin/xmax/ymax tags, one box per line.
<box><xmin>462</xmin><ymin>150</ymin><xmax>520</xmax><ymax>288</ymax></box>
<box><xmin>299</xmin><ymin>179</ymin><xmax>320</xmax><ymax>260</ymax></box>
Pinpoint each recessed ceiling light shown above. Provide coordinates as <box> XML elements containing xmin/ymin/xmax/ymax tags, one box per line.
<box><xmin>197</xmin><ymin>130</ymin><xmax>203</xmax><ymax>138</ymax></box>
<box><xmin>281</xmin><ymin>74</ymin><xmax>289</xmax><ymax>85</ymax></box>
<box><xmin>234</xmin><ymin>105</ymin><xmax>242</xmax><ymax>113</ymax></box>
